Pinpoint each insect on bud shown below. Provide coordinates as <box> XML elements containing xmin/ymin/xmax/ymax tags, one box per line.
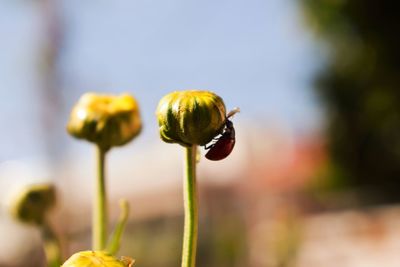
<box><xmin>67</xmin><ymin>93</ymin><xmax>142</xmax><ymax>151</ymax></box>
<box><xmin>156</xmin><ymin>90</ymin><xmax>226</xmax><ymax>147</ymax></box>
<box><xmin>61</xmin><ymin>251</ymin><xmax>135</xmax><ymax>267</ymax></box>
<box><xmin>204</xmin><ymin>107</ymin><xmax>240</xmax><ymax>161</ymax></box>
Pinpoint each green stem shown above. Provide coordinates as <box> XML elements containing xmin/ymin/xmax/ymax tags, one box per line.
<box><xmin>93</xmin><ymin>145</ymin><xmax>108</xmax><ymax>250</ymax></box>
<box><xmin>42</xmin><ymin>222</ymin><xmax>62</xmax><ymax>267</ymax></box>
<box><xmin>181</xmin><ymin>145</ymin><xmax>198</xmax><ymax>267</ymax></box>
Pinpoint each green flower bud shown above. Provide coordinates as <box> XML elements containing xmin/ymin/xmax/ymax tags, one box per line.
<box><xmin>156</xmin><ymin>90</ymin><xmax>226</xmax><ymax>146</ymax></box>
<box><xmin>62</xmin><ymin>251</ymin><xmax>135</xmax><ymax>267</ymax></box>
<box><xmin>10</xmin><ymin>183</ymin><xmax>56</xmax><ymax>225</ymax></box>
<box><xmin>67</xmin><ymin>93</ymin><xmax>142</xmax><ymax>151</ymax></box>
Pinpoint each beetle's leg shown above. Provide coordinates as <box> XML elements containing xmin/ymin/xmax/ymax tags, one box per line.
<box><xmin>204</xmin><ymin>143</ymin><xmax>215</xmax><ymax>150</ymax></box>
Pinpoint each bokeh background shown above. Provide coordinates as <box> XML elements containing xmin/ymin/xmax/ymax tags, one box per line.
<box><xmin>1</xmin><ymin>0</ymin><xmax>400</xmax><ymax>266</ymax></box>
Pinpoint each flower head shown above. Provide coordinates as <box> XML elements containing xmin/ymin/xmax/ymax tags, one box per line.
<box><xmin>67</xmin><ymin>93</ymin><xmax>142</xmax><ymax>151</ymax></box>
<box><xmin>156</xmin><ymin>90</ymin><xmax>226</xmax><ymax>146</ymax></box>
<box><xmin>10</xmin><ymin>183</ymin><xmax>56</xmax><ymax>225</ymax></box>
<box><xmin>62</xmin><ymin>251</ymin><xmax>135</xmax><ymax>267</ymax></box>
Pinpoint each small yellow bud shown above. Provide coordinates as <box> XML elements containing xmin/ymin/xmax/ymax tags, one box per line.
<box><xmin>62</xmin><ymin>251</ymin><xmax>135</xmax><ymax>267</ymax></box>
<box><xmin>67</xmin><ymin>93</ymin><xmax>142</xmax><ymax>151</ymax></box>
<box><xmin>156</xmin><ymin>90</ymin><xmax>226</xmax><ymax>146</ymax></box>
<box><xmin>10</xmin><ymin>183</ymin><xmax>56</xmax><ymax>225</ymax></box>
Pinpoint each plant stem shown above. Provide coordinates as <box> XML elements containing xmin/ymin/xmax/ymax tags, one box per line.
<box><xmin>107</xmin><ymin>199</ymin><xmax>130</xmax><ymax>255</ymax></box>
<box><xmin>93</xmin><ymin>145</ymin><xmax>108</xmax><ymax>250</ymax></box>
<box><xmin>181</xmin><ymin>145</ymin><xmax>198</xmax><ymax>267</ymax></box>
<box><xmin>43</xmin><ymin>222</ymin><xmax>62</xmax><ymax>267</ymax></box>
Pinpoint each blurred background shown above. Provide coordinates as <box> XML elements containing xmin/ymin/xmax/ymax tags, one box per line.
<box><xmin>1</xmin><ymin>0</ymin><xmax>400</xmax><ymax>266</ymax></box>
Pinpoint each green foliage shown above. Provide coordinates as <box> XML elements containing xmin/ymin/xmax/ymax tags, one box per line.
<box><xmin>301</xmin><ymin>0</ymin><xmax>400</xmax><ymax>200</ymax></box>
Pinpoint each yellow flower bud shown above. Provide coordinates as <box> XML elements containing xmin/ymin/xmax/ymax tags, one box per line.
<box><xmin>156</xmin><ymin>90</ymin><xmax>226</xmax><ymax>146</ymax></box>
<box><xmin>67</xmin><ymin>93</ymin><xmax>142</xmax><ymax>151</ymax></box>
<box><xmin>61</xmin><ymin>251</ymin><xmax>135</xmax><ymax>267</ymax></box>
<box><xmin>10</xmin><ymin>183</ymin><xmax>56</xmax><ymax>225</ymax></box>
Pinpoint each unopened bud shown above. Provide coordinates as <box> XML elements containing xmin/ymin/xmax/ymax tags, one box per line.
<box><xmin>156</xmin><ymin>90</ymin><xmax>226</xmax><ymax>146</ymax></box>
<box><xmin>10</xmin><ymin>183</ymin><xmax>56</xmax><ymax>225</ymax></box>
<box><xmin>67</xmin><ymin>93</ymin><xmax>142</xmax><ymax>151</ymax></box>
<box><xmin>62</xmin><ymin>251</ymin><xmax>135</xmax><ymax>267</ymax></box>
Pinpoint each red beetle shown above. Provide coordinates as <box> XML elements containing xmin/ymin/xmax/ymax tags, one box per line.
<box><xmin>205</xmin><ymin>108</ymin><xmax>239</xmax><ymax>161</ymax></box>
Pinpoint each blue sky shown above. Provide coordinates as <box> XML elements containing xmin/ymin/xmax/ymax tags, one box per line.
<box><xmin>0</xmin><ymin>0</ymin><xmax>323</xmax><ymax>161</ymax></box>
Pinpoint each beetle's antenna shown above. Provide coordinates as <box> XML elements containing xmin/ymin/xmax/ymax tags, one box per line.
<box><xmin>227</xmin><ymin>107</ymin><xmax>240</xmax><ymax>119</ymax></box>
